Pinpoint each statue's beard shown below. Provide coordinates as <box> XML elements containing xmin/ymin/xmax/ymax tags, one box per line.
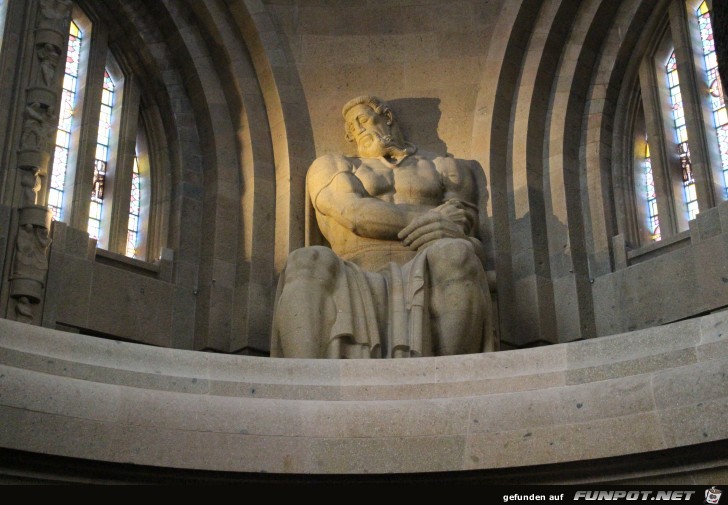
<box><xmin>357</xmin><ymin>131</ymin><xmax>410</xmax><ymax>161</ymax></box>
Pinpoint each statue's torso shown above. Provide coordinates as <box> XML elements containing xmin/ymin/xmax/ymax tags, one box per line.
<box><xmin>352</xmin><ymin>156</ymin><xmax>445</xmax><ymax>207</ymax></box>
<box><xmin>317</xmin><ymin>154</ymin><xmax>448</xmax><ymax>269</ymax></box>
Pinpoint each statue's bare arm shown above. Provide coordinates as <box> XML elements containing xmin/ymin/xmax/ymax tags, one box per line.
<box><xmin>437</xmin><ymin>156</ymin><xmax>481</xmax><ymax>235</ymax></box>
<box><xmin>397</xmin><ymin>156</ymin><xmax>484</xmax><ymax>254</ymax></box>
<box><xmin>308</xmin><ymin>154</ymin><xmax>423</xmax><ymax>240</ymax></box>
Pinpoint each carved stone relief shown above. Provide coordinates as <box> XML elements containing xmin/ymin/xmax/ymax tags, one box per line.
<box><xmin>8</xmin><ymin>0</ymin><xmax>72</xmax><ymax>323</ymax></box>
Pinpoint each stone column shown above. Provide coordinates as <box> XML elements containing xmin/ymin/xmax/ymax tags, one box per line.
<box><xmin>6</xmin><ymin>0</ymin><xmax>72</xmax><ymax>324</ymax></box>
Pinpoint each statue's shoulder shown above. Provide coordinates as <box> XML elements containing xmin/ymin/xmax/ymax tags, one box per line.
<box><xmin>428</xmin><ymin>152</ymin><xmax>481</xmax><ymax>179</ymax></box>
<box><xmin>308</xmin><ymin>153</ymin><xmax>355</xmax><ymax>180</ymax></box>
<box><xmin>307</xmin><ymin>153</ymin><xmax>359</xmax><ymax>199</ymax></box>
<box><xmin>429</xmin><ymin>153</ymin><xmax>486</xmax><ymax>204</ymax></box>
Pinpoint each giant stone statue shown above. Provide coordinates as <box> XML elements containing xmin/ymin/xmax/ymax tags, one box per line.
<box><xmin>271</xmin><ymin>96</ymin><xmax>495</xmax><ymax>358</ymax></box>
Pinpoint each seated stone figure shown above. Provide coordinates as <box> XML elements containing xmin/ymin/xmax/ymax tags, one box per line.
<box><xmin>271</xmin><ymin>96</ymin><xmax>494</xmax><ymax>358</ymax></box>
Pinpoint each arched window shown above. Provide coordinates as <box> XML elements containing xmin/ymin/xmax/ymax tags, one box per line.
<box><xmin>696</xmin><ymin>1</ymin><xmax>728</xmax><ymax>197</ymax></box>
<box><xmin>88</xmin><ymin>68</ymin><xmax>116</xmax><ymax>242</ymax></box>
<box><xmin>629</xmin><ymin>0</ymin><xmax>727</xmax><ymax>248</ymax></box>
<box><xmin>129</xmin><ymin>124</ymin><xmax>153</xmax><ymax>260</ymax></box>
<box><xmin>49</xmin><ymin>19</ymin><xmax>84</xmax><ymax>222</ymax></box>
<box><xmin>0</xmin><ymin>0</ymin><xmax>9</xmax><ymax>55</ymax></box>
<box><xmin>47</xmin><ymin>3</ymin><xmax>154</xmax><ymax>261</ymax></box>
<box><xmin>127</xmin><ymin>152</ymin><xmax>141</xmax><ymax>258</ymax></box>
<box><xmin>665</xmin><ymin>50</ymin><xmax>699</xmax><ymax>221</ymax></box>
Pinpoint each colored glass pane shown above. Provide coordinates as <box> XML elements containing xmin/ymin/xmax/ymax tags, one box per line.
<box><xmin>126</xmin><ymin>156</ymin><xmax>141</xmax><ymax>258</ymax></box>
<box><xmin>49</xmin><ymin>20</ymin><xmax>83</xmax><ymax>222</ymax></box>
<box><xmin>666</xmin><ymin>51</ymin><xmax>699</xmax><ymax>220</ymax></box>
<box><xmin>88</xmin><ymin>69</ymin><xmax>115</xmax><ymax>241</ymax></box>
<box><xmin>696</xmin><ymin>1</ymin><xmax>728</xmax><ymax>198</ymax></box>
<box><xmin>644</xmin><ymin>139</ymin><xmax>660</xmax><ymax>241</ymax></box>
<box><xmin>0</xmin><ymin>0</ymin><xmax>9</xmax><ymax>55</ymax></box>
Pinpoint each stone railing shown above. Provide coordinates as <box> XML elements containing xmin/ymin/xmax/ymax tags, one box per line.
<box><xmin>0</xmin><ymin>310</ymin><xmax>726</xmax><ymax>479</ymax></box>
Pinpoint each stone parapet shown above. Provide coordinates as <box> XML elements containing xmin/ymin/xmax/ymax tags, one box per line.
<box><xmin>0</xmin><ymin>311</ymin><xmax>727</xmax><ymax>479</ymax></box>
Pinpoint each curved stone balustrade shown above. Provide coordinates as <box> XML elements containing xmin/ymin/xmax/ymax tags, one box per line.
<box><xmin>0</xmin><ymin>311</ymin><xmax>727</xmax><ymax>477</ymax></box>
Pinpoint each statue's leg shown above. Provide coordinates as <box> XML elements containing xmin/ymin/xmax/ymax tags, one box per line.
<box><xmin>274</xmin><ymin>246</ymin><xmax>339</xmax><ymax>358</ymax></box>
<box><xmin>426</xmin><ymin>239</ymin><xmax>486</xmax><ymax>355</ymax></box>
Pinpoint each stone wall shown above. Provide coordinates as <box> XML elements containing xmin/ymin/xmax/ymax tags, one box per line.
<box><xmin>41</xmin><ymin>223</ymin><xmax>192</xmax><ymax>348</ymax></box>
<box><xmin>262</xmin><ymin>0</ymin><xmax>504</xmax><ymax>161</ymax></box>
<box><xmin>594</xmin><ymin>201</ymin><xmax>728</xmax><ymax>336</ymax></box>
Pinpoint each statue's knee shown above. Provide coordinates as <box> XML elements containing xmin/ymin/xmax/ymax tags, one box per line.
<box><xmin>285</xmin><ymin>246</ymin><xmax>339</xmax><ymax>284</ymax></box>
<box><xmin>288</xmin><ymin>245</ymin><xmax>339</xmax><ymax>268</ymax></box>
<box><xmin>428</xmin><ymin>239</ymin><xmax>478</xmax><ymax>276</ymax></box>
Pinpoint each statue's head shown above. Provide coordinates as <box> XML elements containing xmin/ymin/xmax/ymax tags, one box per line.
<box><xmin>342</xmin><ymin>96</ymin><xmax>412</xmax><ymax>161</ymax></box>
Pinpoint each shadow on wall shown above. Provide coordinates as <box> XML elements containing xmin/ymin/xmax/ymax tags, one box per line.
<box><xmin>390</xmin><ymin>97</ymin><xmax>494</xmax><ymax>271</ymax></box>
<box><xmin>388</xmin><ymin>97</ymin><xmax>449</xmax><ymax>157</ymax></box>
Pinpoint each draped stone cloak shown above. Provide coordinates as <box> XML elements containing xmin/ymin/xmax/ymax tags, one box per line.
<box><xmin>270</xmin><ymin>239</ymin><xmax>494</xmax><ymax>358</ymax></box>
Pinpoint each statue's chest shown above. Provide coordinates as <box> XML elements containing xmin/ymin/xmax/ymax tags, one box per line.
<box><xmin>356</xmin><ymin>160</ymin><xmax>443</xmax><ymax>204</ymax></box>
<box><xmin>356</xmin><ymin>165</ymin><xmax>394</xmax><ymax>197</ymax></box>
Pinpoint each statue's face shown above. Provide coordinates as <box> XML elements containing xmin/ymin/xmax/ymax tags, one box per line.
<box><xmin>345</xmin><ymin>104</ymin><xmax>392</xmax><ymax>158</ymax></box>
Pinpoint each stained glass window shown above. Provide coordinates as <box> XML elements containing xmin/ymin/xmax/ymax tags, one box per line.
<box><xmin>0</xmin><ymin>0</ymin><xmax>8</xmax><ymax>54</ymax></box>
<box><xmin>666</xmin><ymin>51</ymin><xmax>699</xmax><ymax>220</ymax></box>
<box><xmin>126</xmin><ymin>155</ymin><xmax>141</xmax><ymax>258</ymax></box>
<box><xmin>49</xmin><ymin>20</ymin><xmax>83</xmax><ymax>221</ymax></box>
<box><xmin>696</xmin><ymin>1</ymin><xmax>728</xmax><ymax>198</ymax></box>
<box><xmin>644</xmin><ymin>140</ymin><xmax>660</xmax><ymax>241</ymax></box>
<box><xmin>88</xmin><ymin>70</ymin><xmax>115</xmax><ymax>241</ymax></box>
<box><xmin>41</xmin><ymin>6</ymin><xmax>155</xmax><ymax>261</ymax></box>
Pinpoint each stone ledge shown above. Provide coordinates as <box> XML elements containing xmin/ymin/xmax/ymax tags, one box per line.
<box><xmin>0</xmin><ymin>312</ymin><xmax>726</xmax><ymax>474</ymax></box>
